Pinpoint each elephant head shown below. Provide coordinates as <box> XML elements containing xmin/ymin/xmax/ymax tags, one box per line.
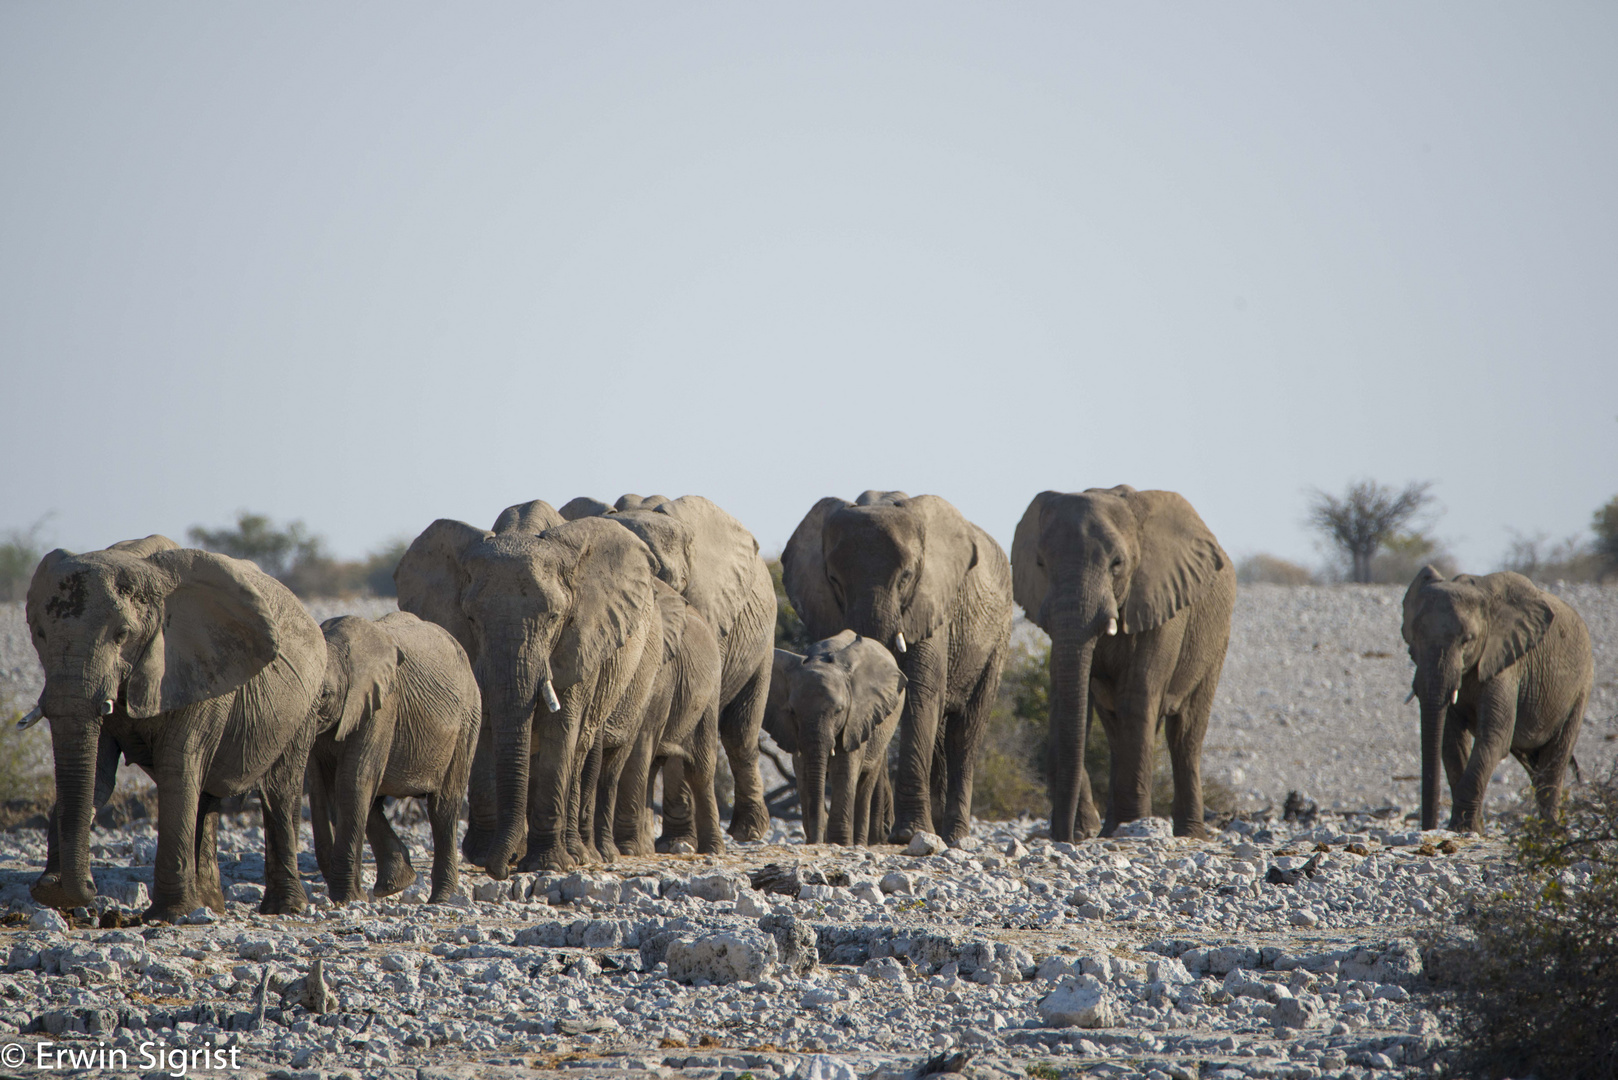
<box><xmin>1011</xmin><ymin>487</ymin><xmax>1225</xmax><ymax>838</ymax></box>
<box><xmin>782</xmin><ymin>492</ymin><xmax>974</xmax><ymax>655</ymax></box>
<box><xmin>394</xmin><ymin>503</ymin><xmax>655</xmax><ymax>876</ymax></box>
<box><xmin>25</xmin><ymin>536</ymin><xmax>282</xmax><ymax>908</ymax></box>
<box><xmin>315</xmin><ymin>616</ymin><xmax>402</xmax><ymax>742</ymax></box>
<box><xmin>764</xmin><ymin>631</ymin><xmax>906</xmax><ymax>844</ymax></box>
<box><xmin>1401</xmin><ymin>567</ymin><xmax>1553</xmax><ymax>830</ymax></box>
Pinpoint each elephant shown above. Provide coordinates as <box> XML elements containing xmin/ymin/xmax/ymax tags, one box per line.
<box><xmin>782</xmin><ymin>491</ymin><xmax>1013</xmax><ymax>845</ymax></box>
<box><xmin>1012</xmin><ymin>487</ymin><xmax>1235</xmax><ymax>841</ymax></box>
<box><xmin>584</xmin><ymin>578</ymin><xmax>724</xmax><ymax>858</ymax></box>
<box><xmin>394</xmin><ymin>503</ymin><xmax>661</xmax><ymax>876</ymax></box>
<box><xmin>764</xmin><ymin>631</ymin><xmax>906</xmax><ymax>846</ymax></box>
<box><xmin>24</xmin><ymin>535</ymin><xmax>324</xmax><ymax>921</ymax></box>
<box><xmin>307</xmin><ymin>611</ymin><xmax>480</xmax><ymax>904</ymax></box>
<box><xmin>1401</xmin><ymin>567</ymin><xmax>1593</xmax><ymax>833</ymax></box>
<box><xmin>558</xmin><ymin>494</ymin><xmax>776</xmax><ymax>843</ymax></box>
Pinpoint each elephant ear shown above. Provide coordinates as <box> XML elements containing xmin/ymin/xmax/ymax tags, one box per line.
<box><xmin>612</xmin><ymin>510</ymin><xmax>696</xmax><ymax>596</ymax></box>
<box><xmin>492</xmin><ymin>500</ymin><xmax>564</xmax><ymax>535</ymax></box>
<box><xmin>836</xmin><ymin>633</ymin><xmax>907</xmax><ymax>752</ymax></box>
<box><xmin>1119</xmin><ymin>490</ymin><xmax>1227</xmax><ymax>635</ymax></box>
<box><xmin>901</xmin><ymin>495</ymin><xmax>977</xmax><ymax>644</ymax></box>
<box><xmin>657</xmin><ymin>496</ymin><xmax>760</xmax><ymax>637</ymax></box>
<box><xmin>548</xmin><ymin>518</ymin><xmax>656</xmax><ymax>681</ymax></box>
<box><xmin>107</xmin><ymin>535</ymin><xmax>180</xmax><ymax>558</ymax></box>
<box><xmin>763</xmin><ymin>648</ymin><xmax>802</xmax><ymax>754</ymax></box>
<box><xmin>1011</xmin><ymin>492</ymin><xmax>1059</xmax><ymax>631</ymax></box>
<box><xmin>651</xmin><ymin>579</ymin><xmax>689</xmax><ymax>664</ymax></box>
<box><xmin>126</xmin><ymin>550</ymin><xmax>281</xmax><ymax>719</ymax></box>
<box><xmin>559</xmin><ymin>496</ymin><xmax>614</xmax><ymax>521</ymax></box>
<box><xmin>394</xmin><ymin>519</ymin><xmax>489</xmax><ymax>660</ymax></box>
<box><xmin>782</xmin><ymin>497</ymin><xmax>851</xmax><ymax>641</ymax></box>
<box><xmin>1401</xmin><ymin>565</ymin><xmax>1446</xmax><ymax>651</ymax></box>
<box><xmin>1476</xmin><ymin>572</ymin><xmax>1555</xmax><ymax>681</ymax></box>
<box><xmin>332</xmin><ymin>619</ymin><xmax>400</xmax><ymax>742</ymax></box>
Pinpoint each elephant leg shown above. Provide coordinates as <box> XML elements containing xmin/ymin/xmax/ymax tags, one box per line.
<box><xmin>657</xmin><ymin>760</ymin><xmax>697</xmax><ymax>851</ymax></box>
<box><xmin>518</xmin><ymin>730</ymin><xmax>578</xmax><ymax>874</ymax></box>
<box><xmin>145</xmin><ymin>763</ymin><xmax>207</xmax><ymax>923</ymax></box>
<box><xmin>256</xmin><ymin>729</ymin><xmax>313</xmax><ymax>916</ymax></box>
<box><xmin>891</xmin><ymin>635</ymin><xmax>945</xmax><ymax>843</ymax></box>
<box><xmin>690</xmin><ymin>696</ymin><xmax>725</xmax><ymax>855</ymax></box>
<box><xmin>850</xmin><ymin>755</ymin><xmax>875</xmax><ymax>850</ymax></box>
<box><xmin>194</xmin><ymin>795</ymin><xmax>227</xmax><ymax>913</ymax></box>
<box><xmin>720</xmin><ymin>653</ymin><xmax>771</xmax><ymax>842</ymax></box>
<box><xmin>1101</xmin><ymin>685</ymin><xmax>1164</xmax><ymax>836</ymax></box>
<box><xmin>826</xmin><ymin>745</ymin><xmax>859</xmax><ymax>846</ymax></box>
<box><xmin>613</xmin><ymin>728</ymin><xmax>658</xmax><ymax>857</ymax></box>
<box><xmin>1441</xmin><ymin>712</ymin><xmax>1471</xmax><ymax>807</ymax></box>
<box><xmin>591</xmin><ymin>741</ymin><xmax>631</xmax><ymax>864</ymax></box>
<box><xmin>425</xmin><ymin>790</ymin><xmax>461</xmax><ymax>903</ymax></box>
<box><xmin>35</xmin><ymin>731</ymin><xmax>120</xmax><ymax>906</ymax></box>
<box><xmin>1450</xmin><ymin>690</ymin><xmax>1516</xmax><ymax>833</ymax></box>
<box><xmin>939</xmin><ymin>652</ymin><xmax>1003</xmax><ymax>844</ymax></box>
<box><xmin>368</xmin><ymin>799</ymin><xmax>417</xmax><ymax>897</ymax></box>
<box><xmin>1525</xmin><ymin>693</ymin><xmax>1586</xmax><ymax>821</ymax></box>
<box><xmin>308</xmin><ymin>757</ymin><xmax>338</xmax><ymax>887</ymax></box>
<box><xmin>574</xmin><ymin>739</ymin><xmax>606</xmax><ymax>864</ymax></box>
<box><xmin>327</xmin><ymin>752</ymin><xmax>377</xmax><ymax>904</ymax></box>
<box><xmin>1164</xmin><ymin>676</ymin><xmax>1217</xmax><ymax>840</ymax></box>
<box><xmin>462</xmin><ymin>715</ymin><xmax>498</xmax><ymax>866</ymax></box>
<box><xmin>868</xmin><ymin>767</ymin><xmax>894</xmax><ymax>846</ymax></box>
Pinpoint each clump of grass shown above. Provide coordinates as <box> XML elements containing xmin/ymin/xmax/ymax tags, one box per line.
<box><xmin>1435</xmin><ymin>764</ymin><xmax>1618</xmax><ymax>1079</ymax></box>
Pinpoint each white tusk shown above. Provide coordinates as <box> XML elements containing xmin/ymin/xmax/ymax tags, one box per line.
<box><xmin>541</xmin><ymin>679</ymin><xmax>561</xmax><ymax>714</ymax></box>
<box><xmin>1405</xmin><ymin>689</ymin><xmax>1416</xmax><ymax>704</ymax></box>
<box><xmin>894</xmin><ymin>632</ymin><xmax>907</xmax><ymax>654</ymax></box>
<box><xmin>17</xmin><ymin>705</ymin><xmax>44</xmax><ymax>731</ymax></box>
<box><xmin>99</xmin><ymin>699</ymin><xmax>115</xmax><ymax>716</ymax></box>
<box><xmin>1451</xmin><ymin>690</ymin><xmax>1459</xmax><ymax>705</ymax></box>
<box><xmin>1105</xmin><ymin>617</ymin><xmax>1118</xmax><ymax>637</ymax></box>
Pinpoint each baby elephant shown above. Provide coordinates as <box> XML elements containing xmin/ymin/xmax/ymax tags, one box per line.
<box><xmin>765</xmin><ymin>631</ymin><xmax>906</xmax><ymax>846</ymax></box>
<box><xmin>309</xmin><ymin>612</ymin><xmax>480</xmax><ymax>903</ymax></box>
<box><xmin>1402</xmin><ymin>567</ymin><xmax>1593</xmax><ymax>833</ymax></box>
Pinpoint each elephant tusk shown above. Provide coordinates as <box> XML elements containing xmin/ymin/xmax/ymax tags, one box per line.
<box><xmin>1405</xmin><ymin>689</ymin><xmax>1416</xmax><ymax>704</ymax></box>
<box><xmin>16</xmin><ymin>705</ymin><xmax>44</xmax><ymax>731</ymax></box>
<box><xmin>1105</xmin><ymin>617</ymin><xmax>1118</xmax><ymax>637</ymax></box>
<box><xmin>99</xmin><ymin>699</ymin><xmax>115</xmax><ymax>716</ymax></box>
<box><xmin>541</xmin><ymin>679</ymin><xmax>561</xmax><ymax>714</ymax></box>
<box><xmin>894</xmin><ymin>632</ymin><xmax>907</xmax><ymax>654</ymax></box>
<box><xmin>1451</xmin><ymin>689</ymin><xmax>1459</xmax><ymax>705</ymax></box>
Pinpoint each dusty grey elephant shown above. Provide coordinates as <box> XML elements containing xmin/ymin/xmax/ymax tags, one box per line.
<box><xmin>782</xmin><ymin>491</ymin><xmax>1013</xmax><ymax>845</ymax></box>
<box><xmin>1401</xmin><ymin>567</ymin><xmax>1593</xmax><ymax>833</ymax></box>
<box><xmin>307</xmin><ymin>612</ymin><xmax>480</xmax><ymax>904</ymax></box>
<box><xmin>395</xmin><ymin>503</ymin><xmax>660</xmax><ymax>876</ymax></box>
<box><xmin>585</xmin><ymin>579</ymin><xmax>724</xmax><ymax>858</ymax></box>
<box><xmin>764</xmin><ymin>631</ymin><xmax>906</xmax><ymax>846</ymax></box>
<box><xmin>1012</xmin><ymin>487</ymin><xmax>1235</xmax><ymax>840</ymax></box>
<box><xmin>24</xmin><ymin>536</ymin><xmax>324</xmax><ymax>921</ymax></box>
<box><xmin>558</xmin><ymin>494</ymin><xmax>775</xmax><ymax>842</ymax></box>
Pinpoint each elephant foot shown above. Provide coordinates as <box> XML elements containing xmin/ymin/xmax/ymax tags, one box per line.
<box><xmin>198</xmin><ymin>881</ymin><xmax>228</xmax><ymax>914</ymax></box>
<box><xmin>426</xmin><ymin>885</ymin><xmax>460</xmax><ymax>905</ymax></box>
<box><xmin>142</xmin><ymin>897</ymin><xmax>202</xmax><ymax>925</ymax></box>
<box><xmin>259</xmin><ymin>885</ymin><xmax>310</xmax><ymax>916</ymax></box>
<box><xmin>462</xmin><ymin>831</ymin><xmax>492</xmax><ymax>867</ymax></box>
<box><xmin>1173</xmin><ymin>818</ymin><xmax>1211</xmax><ymax>841</ymax></box>
<box><xmin>31</xmin><ymin>872</ymin><xmax>97</xmax><ymax>912</ymax></box>
<box><xmin>888</xmin><ymin>816</ymin><xmax>934</xmax><ymax>846</ymax></box>
<box><xmin>727</xmin><ymin>799</ymin><xmax>770</xmax><ymax>843</ymax></box>
<box><xmin>373</xmin><ymin>857</ymin><xmax>417</xmax><ymax>898</ymax></box>
<box><xmin>656</xmin><ymin>833</ymin><xmax>698</xmax><ymax>854</ymax></box>
<box><xmin>697</xmin><ymin>835</ymin><xmax>726</xmax><ymax>856</ymax></box>
<box><xmin>516</xmin><ymin>847</ymin><xmax>575</xmax><ymax>874</ymax></box>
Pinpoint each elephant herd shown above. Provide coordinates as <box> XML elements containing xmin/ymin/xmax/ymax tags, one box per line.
<box><xmin>17</xmin><ymin>488</ymin><xmax>1596</xmax><ymax>923</ymax></box>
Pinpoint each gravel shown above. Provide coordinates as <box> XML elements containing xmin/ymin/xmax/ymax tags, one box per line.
<box><xmin>0</xmin><ymin>586</ymin><xmax>1612</xmax><ymax>1079</ymax></box>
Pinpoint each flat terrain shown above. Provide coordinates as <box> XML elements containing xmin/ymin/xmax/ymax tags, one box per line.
<box><xmin>0</xmin><ymin>585</ymin><xmax>1612</xmax><ymax>1080</ymax></box>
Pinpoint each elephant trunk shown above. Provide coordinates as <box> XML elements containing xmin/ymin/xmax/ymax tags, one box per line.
<box><xmin>1048</xmin><ymin>609</ymin><xmax>1099</xmax><ymax>843</ymax></box>
<box><xmin>480</xmin><ymin>653</ymin><xmax>545</xmax><ymax>880</ymax></box>
<box><xmin>1417</xmin><ymin>662</ymin><xmax>1460</xmax><ymax>831</ymax></box>
<box><xmin>799</xmin><ymin>738</ymin><xmax>829</xmax><ymax>845</ymax></box>
<box><xmin>44</xmin><ymin>712</ymin><xmax>101</xmax><ymax>909</ymax></box>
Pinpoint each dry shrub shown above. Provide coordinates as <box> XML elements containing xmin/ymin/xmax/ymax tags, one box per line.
<box><xmin>1438</xmin><ymin>765</ymin><xmax>1618</xmax><ymax>1079</ymax></box>
<box><xmin>1237</xmin><ymin>553</ymin><xmax>1315</xmax><ymax>586</ymax></box>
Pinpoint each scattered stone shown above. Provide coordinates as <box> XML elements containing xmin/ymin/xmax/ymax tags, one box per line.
<box><xmin>1037</xmin><ymin>975</ymin><xmax>1115</xmax><ymax>1028</ymax></box>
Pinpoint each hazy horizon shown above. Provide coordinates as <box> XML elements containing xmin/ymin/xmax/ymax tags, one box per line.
<box><xmin>4</xmin><ymin>4</ymin><xmax>1615</xmax><ymax>571</ymax></box>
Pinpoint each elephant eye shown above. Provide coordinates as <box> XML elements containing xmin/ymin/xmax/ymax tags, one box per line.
<box><xmin>1111</xmin><ymin>557</ymin><xmax>1124</xmax><ymax>571</ymax></box>
<box><xmin>113</xmin><ymin>628</ymin><xmax>130</xmax><ymax>644</ymax></box>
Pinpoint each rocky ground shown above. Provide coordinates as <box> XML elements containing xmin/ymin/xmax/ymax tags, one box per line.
<box><xmin>0</xmin><ymin>586</ymin><xmax>1611</xmax><ymax>1080</ymax></box>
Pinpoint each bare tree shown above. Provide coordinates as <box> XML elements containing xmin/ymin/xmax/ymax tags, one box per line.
<box><xmin>1308</xmin><ymin>479</ymin><xmax>1435</xmax><ymax>584</ymax></box>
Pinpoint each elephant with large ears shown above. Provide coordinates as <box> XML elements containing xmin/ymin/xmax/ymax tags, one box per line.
<box><xmin>307</xmin><ymin>612</ymin><xmax>480</xmax><ymax>904</ymax></box>
<box><xmin>765</xmin><ymin>631</ymin><xmax>906</xmax><ymax>846</ymax></box>
<box><xmin>1401</xmin><ymin>567</ymin><xmax>1593</xmax><ymax>833</ymax></box>
<box><xmin>1012</xmin><ymin>487</ymin><xmax>1234</xmax><ymax>841</ymax></box>
<box><xmin>558</xmin><ymin>495</ymin><xmax>776</xmax><ymax>843</ymax></box>
<box><xmin>395</xmin><ymin>503</ymin><xmax>659</xmax><ymax>876</ymax></box>
<box><xmin>25</xmin><ymin>535</ymin><xmax>324</xmax><ymax>921</ymax></box>
<box><xmin>783</xmin><ymin>491</ymin><xmax>1013</xmax><ymax>845</ymax></box>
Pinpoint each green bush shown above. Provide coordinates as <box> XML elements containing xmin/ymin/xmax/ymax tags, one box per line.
<box><xmin>0</xmin><ymin>518</ymin><xmax>51</xmax><ymax>603</ymax></box>
<box><xmin>1439</xmin><ymin>765</ymin><xmax>1618</xmax><ymax>1079</ymax></box>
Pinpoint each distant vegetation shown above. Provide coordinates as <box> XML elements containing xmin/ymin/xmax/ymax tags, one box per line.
<box><xmin>1308</xmin><ymin>478</ymin><xmax>1442</xmax><ymax>584</ymax></box>
<box><xmin>188</xmin><ymin>512</ymin><xmax>405</xmax><ymax>598</ymax></box>
<box><xmin>1236</xmin><ymin>553</ymin><xmax>1315</xmax><ymax>586</ymax></box>
<box><xmin>0</xmin><ymin>518</ymin><xmax>50</xmax><ymax>603</ymax></box>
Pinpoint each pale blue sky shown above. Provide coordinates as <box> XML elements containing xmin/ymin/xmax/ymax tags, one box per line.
<box><xmin>3</xmin><ymin>3</ymin><xmax>1615</xmax><ymax>571</ymax></box>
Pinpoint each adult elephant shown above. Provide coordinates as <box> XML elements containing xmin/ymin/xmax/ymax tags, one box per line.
<box><xmin>558</xmin><ymin>494</ymin><xmax>775</xmax><ymax>842</ymax></box>
<box><xmin>782</xmin><ymin>491</ymin><xmax>1013</xmax><ymax>845</ymax></box>
<box><xmin>23</xmin><ymin>536</ymin><xmax>324</xmax><ymax>921</ymax></box>
<box><xmin>1401</xmin><ymin>567</ymin><xmax>1592</xmax><ymax>833</ymax></box>
<box><xmin>1012</xmin><ymin>487</ymin><xmax>1234</xmax><ymax>840</ymax></box>
<box><xmin>395</xmin><ymin>504</ymin><xmax>660</xmax><ymax>875</ymax></box>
